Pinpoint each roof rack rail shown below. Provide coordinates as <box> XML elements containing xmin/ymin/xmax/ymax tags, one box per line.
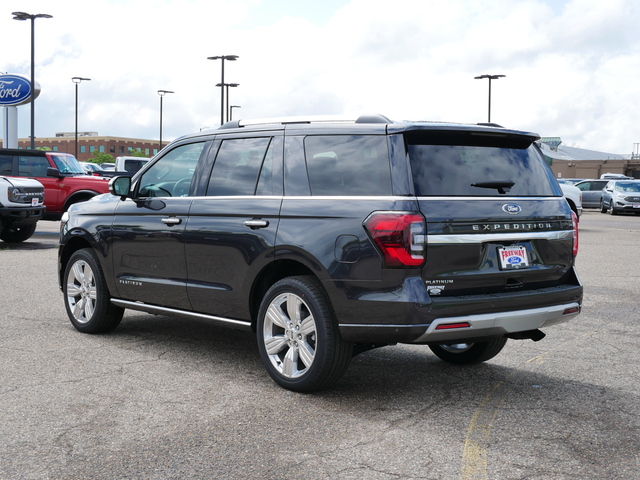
<box><xmin>217</xmin><ymin>114</ymin><xmax>393</xmax><ymax>130</ymax></box>
<box><xmin>477</xmin><ymin>122</ymin><xmax>504</xmax><ymax>128</ymax></box>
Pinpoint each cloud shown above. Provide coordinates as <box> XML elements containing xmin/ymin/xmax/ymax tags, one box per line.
<box><xmin>2</xmin><ymin>0</ymin><xmax>640</xmax><ymax>154</ymax></box>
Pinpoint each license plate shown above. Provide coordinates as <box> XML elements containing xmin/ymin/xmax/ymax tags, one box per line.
<box><xmin>31</xmin><ymin>198</ymin><xmax>39</xmax><ymax>206</ymax></box>
<box><xmin>498</xmin><ymin>245</ymin><xmax>529</xmax><ymax>270</ymax></box>
<box><xmin>633</xmin><ymin>204</ymin><xmax>640</xmax><ymax>209</ymax></box>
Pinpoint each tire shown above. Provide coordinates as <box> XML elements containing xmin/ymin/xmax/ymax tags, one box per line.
<box><xmin>608</xmin><ymin>200</ymin><xmax>618</xmax><ymax>215</ymax></box>
<box><xmin>429</xmin><ymin>337</ymin><xmax>507</xmax><ymax>365</ymax></box>
<box><xmin>257</xmin><ymin>276</ymin><xmax>353</xmax><ymax>392</ymax></box>
<box><xmin>0</xmin><ymin>223</ymin><xmax>37</xmax><ymax>243</ymax></box>
<box><xmin>63</xmin><ymin>248</ymin><xmax>124</xmax><ymax>333</ymax></box>
<box><xmin>600</xmin><ymin>200</ymin><xmax>607</xmax><ymax>213</ymax></box>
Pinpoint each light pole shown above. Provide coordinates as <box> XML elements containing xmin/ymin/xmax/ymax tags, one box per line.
<box><xmin>216</xmin><ymin>83</ymin><xmax>239</xmax><ymax>123</ymax></box>
<box><xmin>157</xmin><ymin>90</ymin><xmax>174</xmax><ymax>150</ymax></box>
<box><xmin>12</xmin><ymin>11</ymin><xmax>53</xmax><ymax>149</ymax></box>
<box><xmin>230</xmin><ymin>105</ymin><xmax>241</xmax><ymax>121</ymax></box>
<box><xmin>72</xmin><ymin>77</ymin><xmax>90</xmax><ymax>159</ymax></box>
<box><xmin>207</xmin><ymin>55</ymin><xmax>238</xmax><ymax>126</ymax></box>
<box><xmin>474</xmin><ymin>74</ymin><xmax>505</xmax><ymax>123</ymax></box>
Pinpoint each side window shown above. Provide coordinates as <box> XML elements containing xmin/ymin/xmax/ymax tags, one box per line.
<box><xmin>576</xmin><ymin>182</ymin><xmax>590</xmax><ymax>191</ymax></box>
<box><xmin>138</xmin><ymin>142</ymin><xmax>205</xmax><ymax>198</ymax></box>
<box><xmin>18</xmin><ymin>156</ymin><xmax>49</xmax><ymax>177</ymax></box>
<box><xmin>206</xmin><ymin>137</ymin><xmax>272</xmax><ymax>196</ymax></box>
<box><xmin>304</xmin><ymin>135</ymin><xmax>392</xmax><ymax>196</ymax></box>
<box><xmin>0</xmin><ymin>155</ymin><xmax>12</xmax><ymax>175</ymax></box>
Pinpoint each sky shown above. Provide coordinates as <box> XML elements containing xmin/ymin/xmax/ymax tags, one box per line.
<box><xmin>2</xmin><ymin>0</ymin><xmax>640</xmax><ymax>154</ymax></box>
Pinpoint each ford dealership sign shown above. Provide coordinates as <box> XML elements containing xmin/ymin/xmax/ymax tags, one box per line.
<box><xmin>0</xmin><ymin>74</ymin><xmax>40</xmax><ymax>106</ymax></box>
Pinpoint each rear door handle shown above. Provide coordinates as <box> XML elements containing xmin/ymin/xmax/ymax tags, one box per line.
<box><xmin>244</xmin><ymin>219</ymin><xmax>269</xmax><ymax>229</ymax></box>
<box><xmin>161</xmin><ymin>217</ymin><xmax>182</xmax><ymax>226</ymax></box>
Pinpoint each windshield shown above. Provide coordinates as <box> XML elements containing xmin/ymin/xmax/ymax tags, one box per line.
<box><xmin>614</xmin><ymin>182</ymin><xmax>640</xmax><ymax>193</ymax></box>
<box><xmin>406</xmin><ymin>132</ymin><xmax>558</xmax><ymax>196</ymax></box>
<box><xmin>52</xmin><ymin>154</ymin><xmax>85</xmax><ymax>174</ymax></box>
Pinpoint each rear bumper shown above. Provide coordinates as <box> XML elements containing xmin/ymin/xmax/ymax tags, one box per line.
<box><xmin>336</xmin><ymin>273</ymin><xmax>583</xmax><ymax>344</ymax></box>
<box><xmin>410</xmin><ymin>302</ymin><xmax>580</xmax><ymax>344</ymax></box>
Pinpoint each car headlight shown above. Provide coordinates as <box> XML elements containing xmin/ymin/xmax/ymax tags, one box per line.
<box><xmin>8</xmin><ymin>187</ymin><xmax>20</xmax><ymax>202</ymax></box>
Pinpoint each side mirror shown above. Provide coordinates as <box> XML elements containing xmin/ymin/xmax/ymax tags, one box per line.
<box><xmin>46</xmin><ymin>167</ymin><xmax>61</xmax><ymax>178</ymax></box>
<box><xmin>109</xmin><ymin>176</ymin><xmax>131</xmax><ymax>199</ymax></box>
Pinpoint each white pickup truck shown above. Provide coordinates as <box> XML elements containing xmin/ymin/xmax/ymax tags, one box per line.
<box><xmin>559</xmin><ymin>182</ymin><xmax>583</xmax><ymax>219</ymax></box>
<box><xmin>0</xmin><ymin>176</ymin><xmax>46</xmax><ymax>242</ymax></box>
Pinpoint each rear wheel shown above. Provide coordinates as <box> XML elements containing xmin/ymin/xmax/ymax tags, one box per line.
<box><xmin>257</xmin><ymin>276</ymin><xmax>352</xmax><ymax>392</ymax></box>
<box><xmin>429</xmin><ymin>338</ymin><xmax>507</xmax><ymax>365</ymax></box>
<box><xmin>63</xmin><ymin>248</ymin><xmax>124</xmax><ymax>333</ymax></box>
<box><xmin>0</xmin><ymin>223</ymin><xmax>37</xmax><ymax>242</ymax></box>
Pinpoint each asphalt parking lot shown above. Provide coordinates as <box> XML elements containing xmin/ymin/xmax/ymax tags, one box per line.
<box><xmin>1</xmin><ymin>210</ymin><xmax>638</xmax><ymax>480</ymax></box>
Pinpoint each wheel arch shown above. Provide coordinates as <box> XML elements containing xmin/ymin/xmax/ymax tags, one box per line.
<box><xmin>248</xmin><ymin>259</ymin><xmax>316</xmax><ymax>331</ymax></box>
<box><xmin>58</xmin><ymin>234</ymin><xmax>101</xmax><ymax>289</ymax></box>
<box><xmin>62</xmin><ymin>190</ymin><xmax>101</xmax><ymax>212</ymax></box>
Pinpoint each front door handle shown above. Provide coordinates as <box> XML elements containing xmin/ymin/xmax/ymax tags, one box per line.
<box><xmin>162</xmin><ymin>217</ymin><xmax>182</xmax><ymax>226</ymax></box>
<box><xmin>244</xmin><ymin>219</ymin><xmax>269</xmax><ymax>229</ymax></box>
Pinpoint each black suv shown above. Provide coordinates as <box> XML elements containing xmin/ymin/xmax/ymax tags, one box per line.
<box><xmin>58</xmin><ymin>114</ymin><xmax>582</xmax><ymax>392</ymax></box>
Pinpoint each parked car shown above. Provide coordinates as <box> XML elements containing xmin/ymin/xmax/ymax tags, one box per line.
<box><xmin>600</xmin><ymin>180</ymin><xmax>640</xmax><ymax>215</ymax></box>
<box><xmin>558</xmin><ymin>182</ymin><xmax>582</xmax><ymax>218</ymax></box>
<box><xmin>0</xmin><ymin>175</ymin><xmax>45</xmax><ymax>242</ymax></box>
<box><xmin>0</xmin><ymin>149</ymin><xmax>111</xmax><ymax>220</ymax></box>
<box><xmin>557</xmin><ymin>178</ymin><xmax>585</xmax><ymax>185</ymax></box>
<box><xmin>115</xmin><ymin>156</ymin><xmax>150</xmax><ymax>174</ymax></box>
<box><xmin>600</xmin><ymin>173</ymin><xmax>634</xmax><ymax>180</ymax></box>
<box><xmin>575</xmin><ymin>179</ymin><xmax>609</xmax><ymax>209</ymax></box>
<box><xmin>58</xmin><ymin>114</ymin><xmax>582</xmax><ymax>392</ymax></box>
<box><xmin>101</xmin><ymin>163</ymin><xmax>115</xmax><ymax>171</ymax></box>
<box><xmin>79</xmin><ymin>161</ymin><xmax>107</xmax><ymax>175</ymax></box>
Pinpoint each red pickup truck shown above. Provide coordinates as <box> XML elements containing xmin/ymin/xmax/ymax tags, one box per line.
<box><xmin>0</xmin><ymin>149</ymin><xmax>110</xmax><ymax>220</ymax></box>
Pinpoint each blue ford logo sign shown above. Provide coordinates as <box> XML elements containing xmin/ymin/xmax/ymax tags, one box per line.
<box><xmin>0</xmin><ymin>74</ymin><xmax>38</xmax><ymax>106</ymax></box>
<box><xmin>502</xmin><ymin>203</ymin><xmax>522</xmax><ymax>215</ymax></box>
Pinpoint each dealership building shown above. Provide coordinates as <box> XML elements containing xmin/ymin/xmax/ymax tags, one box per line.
<box><xmin>0</xmin><ymin>132</ymin><xmax>168</xmax><ymax>162</ymax></box>
<box><xmin>538</xmin><ymin>138</ymin><xmax>640</xmax><ymax>180</ymax></box>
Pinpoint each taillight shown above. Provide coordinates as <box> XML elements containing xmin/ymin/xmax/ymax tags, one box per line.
<box><xmin>364</xmin><ymin>212</ymin><xmax>426</xmax><ymax>267</ymax></box>
<box><xmin>571</xmin><ymin>211</ymin><xmax>579</xmax><ymax>257</ymax></box>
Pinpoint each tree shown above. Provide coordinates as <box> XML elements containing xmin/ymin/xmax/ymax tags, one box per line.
<box><xmin>90</xmin><ymin>152</ymin><xmax>114</xmax><ymax>165</ymax></box>
<box><xmin>127</xmin><ymin>149</ymin><xmax>149</xmax><ymax>158</ymax></box>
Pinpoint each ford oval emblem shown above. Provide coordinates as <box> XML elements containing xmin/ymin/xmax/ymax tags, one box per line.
<box><xmin>502</xmin><ymin>203</ymin><xmax>522</xmax><ymax>215</ymax></box>
<box><xmin>0</xmin><ymin>74</ymin><xmax>39</xmax><ymax>107</ymax></box>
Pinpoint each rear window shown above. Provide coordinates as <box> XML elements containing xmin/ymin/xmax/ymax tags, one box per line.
<box><xmin>406</xmin><ymin>132</ymin><xmax>558</xmax><ymax>196</ymax></box>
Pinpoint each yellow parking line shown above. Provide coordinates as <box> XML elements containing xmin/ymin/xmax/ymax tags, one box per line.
<box><xmin>460</xmin><ymin>330</ymin><xmax>598</xmax><ymax>480</ymax></box>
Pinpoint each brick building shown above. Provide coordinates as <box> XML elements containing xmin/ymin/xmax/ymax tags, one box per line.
<box><xmin>1</xmin><ymin>132</ymin><xmax>169</xmax><ymax>162</ymax></box>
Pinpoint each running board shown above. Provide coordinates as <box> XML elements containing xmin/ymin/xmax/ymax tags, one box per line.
<box><xmin>110</xmin><ymin>298</ymin><xmax>253</xmax><ymax>331</ymax></box>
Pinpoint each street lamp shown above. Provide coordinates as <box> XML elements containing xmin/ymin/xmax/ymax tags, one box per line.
<box><xmin>72</xmin><ymin>77</ymin><xmax>91</xmax><ymax>159</ymax></box>
<box><xmin>207</xmin><ymin>55</ymin><xmax>238</xmax><ymax>126</ymax></box>
<box><xmin>216</xmin><ymin>83</ymin><xmax>239</xmax><ymax>123</ymax></box>
<box><xmin>12</xmin><ymin>12</ymin><xmax>53</xmax><ymax>149</ymax></box>
<box><xmin>474</xmin><ymin>74</ymin><xmax>505</xmax><ymax>123</ymax></box>
<box><xmin>157</xmin><ymin>90</ymin><xmax>174</xmax><ymax>150</ymax></box>
<box><xmin>230</xmin><ymin>105</ymin><xmax>241</xmax><ymax>121</ymax></box>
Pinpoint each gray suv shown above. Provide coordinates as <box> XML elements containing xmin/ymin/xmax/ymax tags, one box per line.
<box><xmin>59</xmin><ymin>114</ymin><xmax>582</xmax><ymax>392</ymax></box>
<box><xmin>600</xmin><ymin>180</ymin><xmax>640</xmax><ymax>214</ymax></box>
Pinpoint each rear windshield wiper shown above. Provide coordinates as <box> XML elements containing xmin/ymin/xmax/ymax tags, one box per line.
<box><xmin>470</xmin><ymin>181</ymin><xmax>515</xmax><ymax>194</ymax></box>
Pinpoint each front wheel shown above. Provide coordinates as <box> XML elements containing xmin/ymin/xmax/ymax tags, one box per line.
<box><xmin>0</xmin><ymin>223</ymin><xmax>37</xmax><ymax>242</ymax></box>
<box><xmin>63</xmin><ymin>248</ymin><xmax>124</xmax><ymax>333</ymax></box>
<box><xmin>429</xmin><ymin>337</ymin><xmax>507</xmax><ymax>365</ymax></box>
<box><xmin>257</xmin><ymin>276</ymin><xmax>353</xmax><ymax>392</ymax></box>
<box><xmin>600</xmin><ymin>200</ymin><xmax>607</xmax><ymax>213</ymax></box>
<box><xmin>609</xmin><ymin>201</ymin><xmax>618</xmax><ymax>215</ymax></box>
